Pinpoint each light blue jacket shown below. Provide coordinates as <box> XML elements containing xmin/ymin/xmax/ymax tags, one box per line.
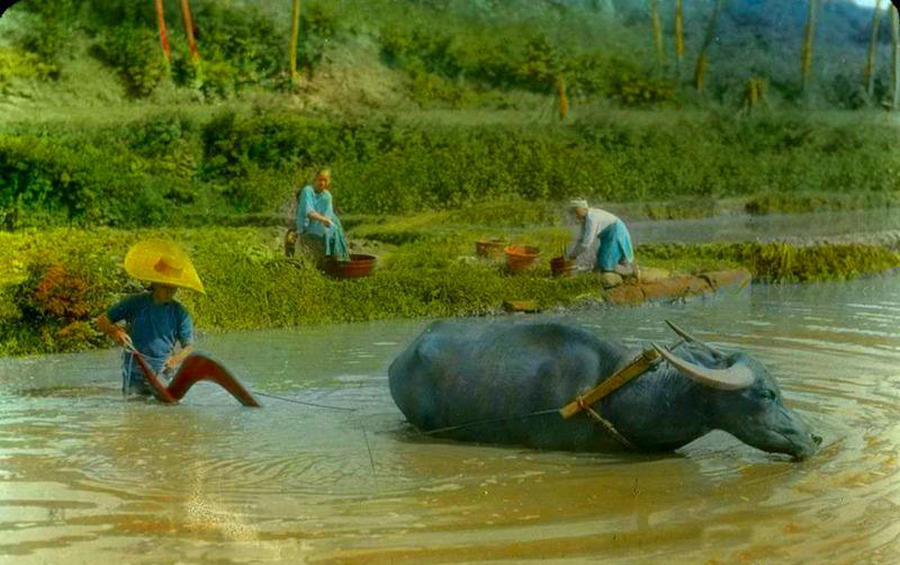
<box><xmin>296</xmin><ymin>185</ymin><xmax>334</xmax><ymax>238</ymax></box>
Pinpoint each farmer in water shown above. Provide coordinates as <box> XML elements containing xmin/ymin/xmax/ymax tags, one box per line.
<box><xmin>94</xmin><ymin>240</ymin><xmax>203</xmax><ymax>397</ymax></box>
<box><xmin>294</xmin><ymin>168</ymin><xmax>349</xmax><ymax>265</ymax></box>
<box><xmin>566</xmin><ymin>199</ymin><xmax>637</xmax><ymax>276</ymax></box>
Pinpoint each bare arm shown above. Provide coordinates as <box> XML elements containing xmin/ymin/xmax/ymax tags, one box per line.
<box><xmin>568</xmin><ymin>217</ymin><xmax>594</xmax><ymax>259</ymax></box>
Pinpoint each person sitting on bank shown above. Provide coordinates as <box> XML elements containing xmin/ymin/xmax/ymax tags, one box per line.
<box><xmin>295</xmin><ymin>168</ymin><xmax>348</xmax><ymax>264</ymax></box>
<box><xmin>566</xmin><ymin>199</ymin><xmax>637</xmax><ymax>276</ymax></box>
<box><xmin>94</xmin><ymin>240</ymin><xmax>204</xmax><ymax>397</ymax></box>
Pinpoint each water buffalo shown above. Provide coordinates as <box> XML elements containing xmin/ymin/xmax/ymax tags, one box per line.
<box><xmin>388</xmin><ymin>320</ymin><xmax>821</xmax><ymax>460</ymax></box>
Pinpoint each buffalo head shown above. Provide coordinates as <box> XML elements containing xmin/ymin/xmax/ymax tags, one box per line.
<box><xmin>656</xmin><ymin>322</ymin><xmax>822</xmax><ymax>460</ymax></box>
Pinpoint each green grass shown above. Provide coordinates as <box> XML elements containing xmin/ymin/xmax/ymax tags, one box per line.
<box><xmin>3</xmin><ymin>212</ymin><xmax>899</xmax><ymax>357</ymax></box>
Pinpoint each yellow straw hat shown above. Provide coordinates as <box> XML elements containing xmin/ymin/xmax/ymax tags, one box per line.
<box><xmin>124</xmin><ymin>239</ymin><xmax>205</xmax><ymax>294</ymax></box>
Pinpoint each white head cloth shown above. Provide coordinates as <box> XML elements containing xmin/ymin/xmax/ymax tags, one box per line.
<box><xmin>568</xmin><ymin>199</ymin><xmax>589</xmax><ymax>210</ymax></box>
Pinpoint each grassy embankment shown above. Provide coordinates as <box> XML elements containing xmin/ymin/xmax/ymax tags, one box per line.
<box><xmin>2</xmin><ymin>203</ymin><xmax>899</xmax><ymax>357</ymax></box>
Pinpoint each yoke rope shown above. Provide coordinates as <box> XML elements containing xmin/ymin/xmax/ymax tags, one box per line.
<box><xmin>420</xmin><ymin>408</ymin><xmax>560</xmax><ymax>436</ymax></box>
<box><xmin>581</xmin><ymin>402</ymin><xmax>636</xmax><ymax>450</ymax></box>
<box><xmin>253</xmin><ymin>391</ymin><xmax>356</xmax><ymax>412</ymax></box>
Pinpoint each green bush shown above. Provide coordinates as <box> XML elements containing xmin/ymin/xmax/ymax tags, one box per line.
<box><xmin>14</xmin><ymin>0</ymin><xmax>79</xmax><ymax>65</ymax></box>
<box><xmin>4</xmin><ymin>110</ymin><xmax>900</xmax><ymax>230</ymax></box>
<box><xmin>0</xmin><ymin>47</ymin><xmax>57</xmax><ymax>89</ymax></box>
<box><xmin>607</xmin><ymin>69</ymin><xmax>676</xmax><ymax>108</ymax></box>
<box><xmin>92</xmin><ymin>27</ymin><xmax>168</xmax><ymax>98</ymax></box>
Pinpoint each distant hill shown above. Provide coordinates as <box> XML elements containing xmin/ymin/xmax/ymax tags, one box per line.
<box><xmin>0</xmin><ymin>0</ymin><xmax>895</xmax><ymax>114</ymax></box>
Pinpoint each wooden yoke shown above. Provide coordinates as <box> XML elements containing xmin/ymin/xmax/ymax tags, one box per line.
<box><xmin>559</xmin><ymin>348</ymin><xmax>661</xmax><ymax>419</ymax></box>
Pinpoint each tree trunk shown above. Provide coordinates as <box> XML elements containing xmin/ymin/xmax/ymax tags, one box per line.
<box><xmin>290</xmin><ymin>0</ymin><xmax>301</xmax><ymax>81</ymax></box>
<box><xmin>674</xmin><ymin>0</ymin><xmax>685</xmax><ymax>72</ymax></box>
<box><xmin>801</xmin><ymin>0</ymin><xmax>819</xmax><ymax>94</ymax></box>
<box><xmin>865</xmin><ymin>0</ymin><xmax>885</xmax><ymax>99</ymax></box>
<box><xmin>154</xmin><ymin>0</ymin><xmax>170</xmax><ymax>64</ymax></box>
<box><xmin>650</xmin><ymin>0</ymin><xmax>665</xmax><ymax>65</ymax></box>
<box><xmin>694</xmin><ymin>0</ymin><xmax>727</xmax><ymax>93</ymax></box>
<box><xmin>892</xmin><ymin>4</ymin><xmax>899</xmax><ymax>108</ymax></box>
<box><xmin>180</xmin><ymin>0</ymin><xmax>199</xmax><ymax>63</ymax></box>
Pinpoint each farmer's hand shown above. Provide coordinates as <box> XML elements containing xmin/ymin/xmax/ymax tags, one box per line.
<box><xmin>164</xmin><ymin>357</ymin><xmax>180</xmax><ymax>373</ymax></box>
<box><xmin>111</xmin><ymin>326</ymin><xmax>133</xmax><ymax>349</ymax></box>
<box><xmin>165</xmin><ymin>345</ymin><xmax>193</xmax><ymax>375</ymax></box>
<box><xmin>322</xmin><ymin>217</ymin><xmax>332</xmax><ymax>228</ymax></box>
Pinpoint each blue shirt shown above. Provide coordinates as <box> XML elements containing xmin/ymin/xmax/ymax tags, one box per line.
<box><xmin>107</xmin><ymin>293</ymin><xmax>193</xmax><ymax>376</ymax></box>
<box><xmin>296</xmin><ymin>185</ymin><xmax>334</xmax><ymax>237</ymax></box>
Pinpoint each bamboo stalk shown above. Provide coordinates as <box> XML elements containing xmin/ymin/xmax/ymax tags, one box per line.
<box><xmin>650</xmin><ymin>0</ymin><xmax>665</xmax><ymax>65</ymax></box>
<box><xmin>180</xmin><ymin>0</ymin><xmax>199</xmax><ymax>63</ymax></box>
<box><xmin>865</xmin><ymin>0</ymin><xmax>885</xmax><ymax>99</ymax></box>
<box><xmin>154</xmin><ymin>0</ymin><xmax>171</xmax><ymax>64</ymax></box>
<box><xmin>674</xmin><ymin>0</ymin><xmax>685</xmax><ymax>71</ymax></box>
<box><xmin>801</xmin><ymin>0</ymin><xmax>819</xmax><ymax>93</ymax></box>
<box><xmin>892</xmin><ymin>3</ymin><xmax>899</xmax><ymax>108</ymax></box>
<box><xmin>694</xmin><ymin>0</ymin><xmax>727</xmax><ymax>93</ymax></box>
<box><xmin>571</xmin><ymin>72</ymin><xmax>577</xmax><ymax>116</ymax></box>
<box><xmin>556</xmin><ymin>73</ymin><xmax>569</xmax><ymax>120</ymax></box>
<box><xmin>290</xmin><ymin>0</ymin><xmax>301</xmax><ymax>81</ymax></box>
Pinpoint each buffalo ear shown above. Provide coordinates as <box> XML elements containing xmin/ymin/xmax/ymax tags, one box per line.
<box><xmin>653</xmin><ymin>344</ymin><xmax>754</xmax><ymax>391</ymax></box>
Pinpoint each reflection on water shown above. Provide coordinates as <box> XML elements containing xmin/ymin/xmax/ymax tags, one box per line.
<box><xmin>1</xmin><ymin>276</ymin><xmax>900</xmax><ymax>563</ymax></box>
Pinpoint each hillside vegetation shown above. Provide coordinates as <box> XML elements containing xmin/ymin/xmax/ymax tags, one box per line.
<box><xmin>1</xmin><ymin>0</ymin><xmax>899</xmax><ymax>230</ymax></box>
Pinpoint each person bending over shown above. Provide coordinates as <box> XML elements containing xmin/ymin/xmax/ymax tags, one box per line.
<box><xmin>567</xmin><ymin>199</ymin><xmax>637</xmax><ymax>276</ymax></box>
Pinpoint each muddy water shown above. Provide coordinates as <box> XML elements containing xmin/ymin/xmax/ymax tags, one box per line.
<box><xmin>1</xmin><ymin>277</ymin><xmax>899</xmax><ymax>564</ymax></box>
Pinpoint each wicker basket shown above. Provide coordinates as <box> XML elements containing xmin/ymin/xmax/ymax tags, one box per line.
<box><xmin>550</xmin><ymin>256</ymin><xmax>577</xmax><ymax>277</ymax></box>
<box><xmin>324</xmin><ymin>254</ymin><xmax>377</xmax><ymax>278</ymax></box>
<box><xmin>504</xmin><ymin>246</ymin><xmax>541</xmax><ymax>273</ymax></box>
<box><xmin>475</xmin><ymin>238</ymin><xmax>508</xmax><ymax>259</ymax></box>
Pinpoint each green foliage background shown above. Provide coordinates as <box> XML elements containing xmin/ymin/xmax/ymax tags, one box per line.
<box><xmin>2</xmin><ymin>110</ymin><xmax>899</xmax><ymax>230</ymax></box>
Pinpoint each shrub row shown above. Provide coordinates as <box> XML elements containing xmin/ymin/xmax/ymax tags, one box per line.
<box><xmin>2</xmin><ymin>110</ymin><xmax>899</xmax><ymax>230</ymax></box>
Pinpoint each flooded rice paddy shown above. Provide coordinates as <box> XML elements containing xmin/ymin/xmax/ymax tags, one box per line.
<box><xmin>1</xmin><ymin>276</ymin><xmax>899</xmax><ymax>564</ymax></box>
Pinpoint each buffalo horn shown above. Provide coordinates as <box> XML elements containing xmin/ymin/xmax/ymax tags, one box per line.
<box><xmin>665</xmin><ymin>320</ymin><xmax>725</xmax><ymax>360</ymax></box>
<box><xmin>652</xmin><ymin>344</ymin><xmax>754</xmax><ymax>390</ymax></box>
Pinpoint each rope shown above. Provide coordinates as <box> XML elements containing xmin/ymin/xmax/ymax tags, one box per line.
<box><xmin>361</xmin><ymin>426</ymin><xmax>379</xmax><ymax>491</ymax></box>
<box><xmin>420</xmin><ymin>408</ymin><xmax>560</xmax><ymax>436</ymax></box>
<box><xmin>123</xmin><ymin>345</ymin><xmax>169</xmax><ymax>363</ymax></box>
<box><xmin>580</xmin><ymin>400</ymin><xmax>635</xmax><ymax>450</ymax></box>
<box><xmin>419</xmin><ymin>404</ymin><xmax>634</xmax><ymax>450</ymax></box>
<box><xmin>253</xmin><ymin>391</ymin><xmax>356</xmax><ymax>412</ymax></box>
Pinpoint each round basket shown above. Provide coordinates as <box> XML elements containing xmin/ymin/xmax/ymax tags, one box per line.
<box><xmin>475</xmin><ymin>238</ymin><xmax>508</xmax><ymax>259</ymax></box>
<box><xmin>550</xmin><ymin>256</ymin><xmax>577</xmax><ymax>278</ymax></box>
<box><xmin>504</xmin><ymin>245</ymin><xmax>541</xmax><ymax>273</ymax></box>
<box><xmin>324</xmin><ymin>254</ymin><xmax>377</xmax><ymax>279</ymax></box>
